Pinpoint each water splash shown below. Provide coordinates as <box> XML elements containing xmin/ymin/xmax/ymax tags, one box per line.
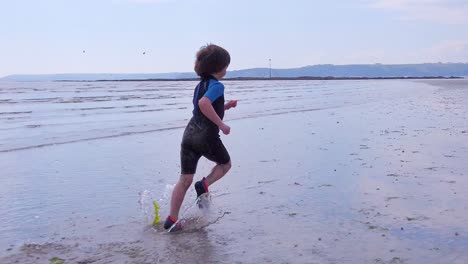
<box><xmin>138</xmin><ymin>184</ymin><xmax>174</xmax><ymax>225</ymax></box>
<box><xmin>168</xmin><ymin>193</ymin><xmax>226</xmax><ymax>232</ymax></box>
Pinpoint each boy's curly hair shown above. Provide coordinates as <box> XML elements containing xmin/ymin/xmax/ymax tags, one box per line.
<box><xmin>194</xmin><ymin>44</ymin><xmax>230</xmax><ymax>78</ymax></box>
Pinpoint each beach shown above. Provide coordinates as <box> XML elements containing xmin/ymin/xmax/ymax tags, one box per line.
<box><xmin>0</xmin><ymin>79</ymin><xmax>467</xmax><ymax>263</ymax></box>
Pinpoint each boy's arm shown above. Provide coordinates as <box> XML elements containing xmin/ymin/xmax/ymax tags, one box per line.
<box><xmin>199</xmin><ymin>97</ymin><xmax>230</xmax><ymax>135</ymax></box>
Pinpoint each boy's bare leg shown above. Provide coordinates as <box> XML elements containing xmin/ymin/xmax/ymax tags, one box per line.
<box><xmin>169</xmin><ymin>174</ymin><xmax>194</xmax><ymax>219</ymax></box>
<box><xmin>205</xmin><ymin>161</ymin><xmax>232</xmax><ymax>186</ymax></box>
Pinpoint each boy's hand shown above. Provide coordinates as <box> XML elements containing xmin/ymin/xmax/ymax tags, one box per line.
<box><xmin>225</xmin><ymin>100</ymin><xmax>238</xmax><ymax>110</ymax></box>
<box><xmin>219</xmin><ymin>123</ymin><xmax>231</xmax><ymax>135</ymax></box>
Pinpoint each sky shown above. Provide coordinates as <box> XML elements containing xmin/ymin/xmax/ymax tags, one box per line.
<box><xmin>1</xmin><ymin>0</ymin><xmax>468</xmax><ymax>77</ymax></box>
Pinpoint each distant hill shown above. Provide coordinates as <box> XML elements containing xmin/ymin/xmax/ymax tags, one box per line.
<box><xmin>227</xmin><ymin>63</ymin><xmax>468</xmax><ymax>78</ymax></box>
<box><xmin>2</xmin><ymin>63</ymin><xmax>467</xmax><ymax>81</ymax></box>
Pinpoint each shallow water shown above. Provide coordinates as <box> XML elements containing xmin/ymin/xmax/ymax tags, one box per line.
<box><xmin>1</xmin><ymin>79</ymin><xmax>467</xmax><ymax>263</ymax></box>
<box><xmin>0</xmin><ymin>80</ymin><xmax>426</xmax><ymax>153</ymax></box>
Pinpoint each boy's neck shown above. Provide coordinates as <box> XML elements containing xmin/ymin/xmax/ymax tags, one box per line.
<box><xmin>211</xmin><ymin>73</ymin><xmax>222</xmax><ymax>80</ymax></box>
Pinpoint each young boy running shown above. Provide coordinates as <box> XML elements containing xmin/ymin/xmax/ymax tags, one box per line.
<box><xmin>164</xmin><ymin>44</ymin><xmax>237</xmax><ymax>231</ymax></box>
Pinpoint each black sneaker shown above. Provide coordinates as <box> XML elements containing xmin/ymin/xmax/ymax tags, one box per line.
<box><xmin>163</xmin><ymin>216</ymin><xmax>182</xmax><ymax>232</ymax></box>
<box><xmin>194</xmin><ymin>177</ymin><xmax>209</xmax><ymax>197</ymax></box>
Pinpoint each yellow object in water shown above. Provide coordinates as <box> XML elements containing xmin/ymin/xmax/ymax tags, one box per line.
<box><xmin>152</xmin><ymin>201</ymin><xmax>160</xmax><ymax>225</ymax></box>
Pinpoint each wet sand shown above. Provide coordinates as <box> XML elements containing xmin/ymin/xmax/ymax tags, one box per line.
<box><xmin>1</xmin><ymin>79</ymin><xmax>467</xmax><ymax>263</ymax></box>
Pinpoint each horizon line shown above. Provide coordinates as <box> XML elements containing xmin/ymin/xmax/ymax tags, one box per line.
<box><xmin>2</xmin><ymin>62</ymin><xmax>468</xmax><ymax>78</ymax></box>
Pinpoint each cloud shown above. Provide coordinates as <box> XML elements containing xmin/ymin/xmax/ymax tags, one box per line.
<box><xmin>367</xmin><ymin>0</ymin><xmax>468</xmax><ymax>24</ymax></box>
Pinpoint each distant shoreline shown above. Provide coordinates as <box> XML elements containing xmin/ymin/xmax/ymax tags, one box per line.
<box><xmin>58</xmin><ymin>76</ymin><xmax>463</xmax><ymax>82</ymax></box>
<box><xmin>4</xmin><ymin>62</ymin><xmax>468</xmax><ymax>81</ymax></box>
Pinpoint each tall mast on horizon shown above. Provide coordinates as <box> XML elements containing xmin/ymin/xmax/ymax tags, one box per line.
<box><xmin>269</xmin><ymin>58</ymin><xmax>272</xmax><ymax>79</ymax></box>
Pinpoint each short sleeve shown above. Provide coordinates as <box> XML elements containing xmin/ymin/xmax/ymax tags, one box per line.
<box><xmin>203</xmin><ymin>82</ymin><xmax>224</xmax><ymax>102</ymax></box>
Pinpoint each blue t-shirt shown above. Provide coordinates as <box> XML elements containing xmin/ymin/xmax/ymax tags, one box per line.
<box><xmin>202</xmin><ymin>80</ymin><xmax>224</xmax><ymax>102</ymax></box>
<box><xmin>193</xmin><ymin>79</ymin><xmax>225</xmax><ymax>113</ymax></box>
<box><xmin>190</xmin><ymin>77</ymin><xmax>226</xmax><ymax>134</ymax></box>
